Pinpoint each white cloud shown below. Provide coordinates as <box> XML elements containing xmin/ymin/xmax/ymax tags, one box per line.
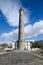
<box><xmin>0</xmin><ymin>29</ymin><xmax>18</xmax><ymax>43</ymax></box>
<box><xmin>25</xmin><ymin>20</ymin><xmax>43</xmax><ymax>38</ymax></box>
<box><xmin>0</xmin><ymin>0</ymin><xmax>30</xmax><ymax>27</ymax></box>
<box><xmin>0</xmin><ymin>20</ymin><xmax>43</xmax><ymax>43</ymax></box>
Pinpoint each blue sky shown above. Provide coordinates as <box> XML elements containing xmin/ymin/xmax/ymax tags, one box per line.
<box><xmin>0</xmin><ymin>0</ymin><xmax>43</xmax><ymax>43</ymax></box>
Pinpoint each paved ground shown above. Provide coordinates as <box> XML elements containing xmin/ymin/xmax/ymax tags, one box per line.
<box><xmin>0</xmin><ymin>50</ymin><xmax>43</xmax><ymax>65</ymax></box>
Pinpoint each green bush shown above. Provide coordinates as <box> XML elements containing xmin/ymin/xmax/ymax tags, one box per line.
<box><xmin>31</xmin><ymin>40</ymin><xmax>43</xmax><ymax>49</ymax></box>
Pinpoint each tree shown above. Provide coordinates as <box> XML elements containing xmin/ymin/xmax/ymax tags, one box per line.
<box><xmin>31</xmin><ymin>40</ymin><xmax>42</xmax><ymax>48</ymax></box>
<box><xmin>41</xmin><ymin>44</ymin><xmax>43</xmax><ymax>49</ymax></box>
<box><xmin>1</xmin><ymin>44</ymin><xmax>8</xmax><ymax>48</ymax></box>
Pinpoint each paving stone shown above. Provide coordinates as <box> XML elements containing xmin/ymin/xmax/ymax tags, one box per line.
<box><xmin>0</xmin><ymin>50</ymin><xmax>43</xmax><ymax>65</ymax></box>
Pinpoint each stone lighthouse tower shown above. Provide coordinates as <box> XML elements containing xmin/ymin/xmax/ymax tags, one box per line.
<box><xmin>17</xmin><ymin>7</ymin><xmax>24</xmax><ymax>50</ymax></box>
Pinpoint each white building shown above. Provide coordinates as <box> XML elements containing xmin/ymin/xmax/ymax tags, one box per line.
<box><xmin>12</xmin><ymin>41</ymin><xmax>32</xmax><ymax>50</ymax></box>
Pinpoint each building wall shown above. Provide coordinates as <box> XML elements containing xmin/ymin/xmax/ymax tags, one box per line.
<box><xmin>24</xmin><ymin>42</ymin><xmax>31</xmax><ymax>50</ymax></box>
<box><xmin>12</xmin><ymin>41</ymin><xmax>31</xmax><ymax>50</ymax></box>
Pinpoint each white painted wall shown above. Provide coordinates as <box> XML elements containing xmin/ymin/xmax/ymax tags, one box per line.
<box><xmin>28</xmin><ymin>42</ymin><xmax>31</xmax><ymax>50</ymax></box>
<box><xmin>12</xmin><ymin>41</ymin><xmax>31</xmax><ymax>50</ymax></box>
<box><xmin>12</xmin><ymin>42</ymin><xmax>15</xmax><ymax>49</ymax></box>
<box><xmin>24</xmin><ymin>42</ymin><xmax>31</xmax><ymax>50</ymax></box>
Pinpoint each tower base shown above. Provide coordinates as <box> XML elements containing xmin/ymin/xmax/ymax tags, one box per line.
<box><xmin>17</xmin><ymin>41</ymin><xmax>24</xmax><ymax>50</ymax></box>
